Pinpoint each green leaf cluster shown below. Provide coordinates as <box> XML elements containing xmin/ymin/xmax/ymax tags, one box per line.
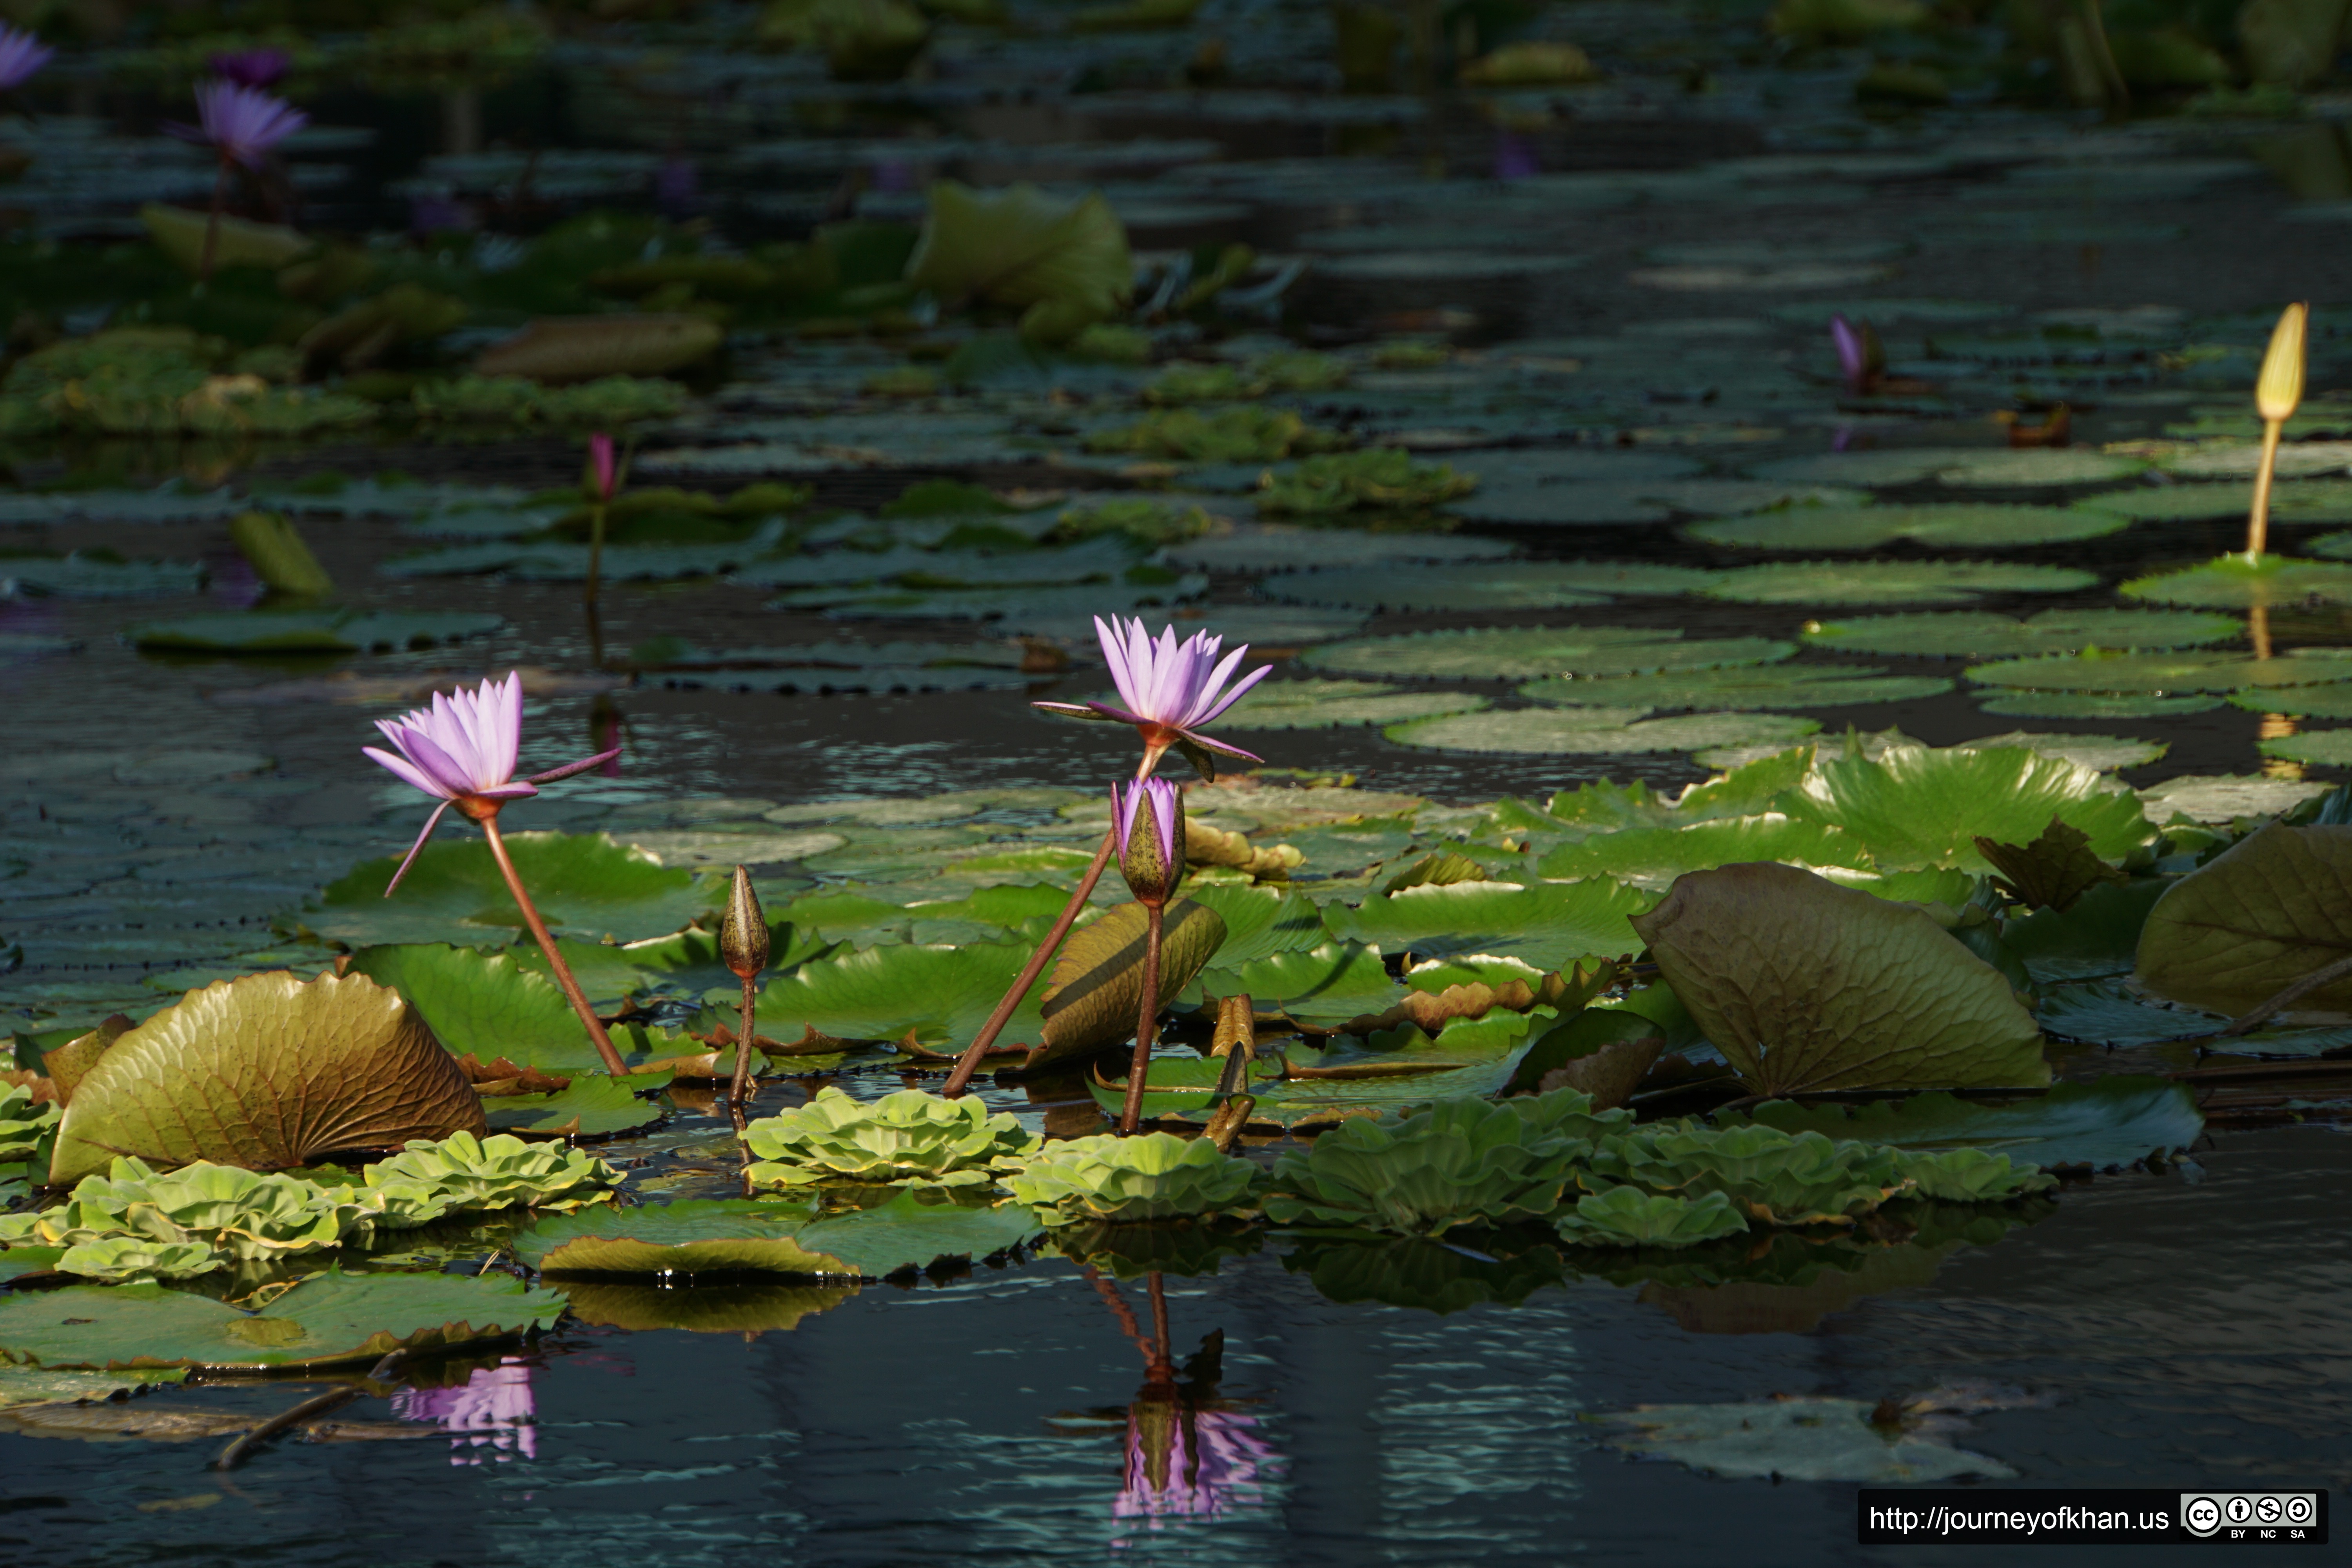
<box><xmin>743</xmin><ymin>1087</ymin><xmax>1041</xmax><ymax>1185</ymax></box>
<box><xmin>2</xmin><ymin>1158</ymin><xmax>379</xmax><ymax>1281</ymax></box>
<box><xmin>1002</xmin><ymin>1132</ymin><xmax>1259</xmax><ymax>1223</ymax></box>
<box><xmin>1258</xmin><ymin>450</ymin><xmax>1478</xmax><ymax>517</ymax></box>
<box><xmin>1553</xmin><ymin>1187</ymin><xmax>1751</xmax><ymax>1248</ymax></box>
<box><xmin>1085</xmin><ymin>406</ymin><xmax>1345</xmax><ymax>462</ymax></box>
<box><xmin>0</xmin><ymin>1087</ymin><xmax>57</xmax><ymax>1163</ymax></box>
<box><xmin>1585</xmin><ymin>1123</ymin><xmax>1904</xmax><ymax>1226</ymax></box>
<box><xmin>361</xmin><ymin>1131</ymin><xmax>621</xmax><ymax>1227</ymax></box>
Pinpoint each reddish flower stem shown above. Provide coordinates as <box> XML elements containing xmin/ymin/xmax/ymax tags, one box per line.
<box><xmin>476</xmin><ymin>808</ymin><xmax>630</xmax><ymax>1075</ymax></box>
<box><xmin>1118</xmin><ymin>901</ymin><xmax>1164</xmax><ymax>1135</ymax></box>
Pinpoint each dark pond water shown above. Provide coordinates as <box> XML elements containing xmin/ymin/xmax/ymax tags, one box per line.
<box><xmin>8</xmin><ymin>3</ymin><xmax>2352</xmax><ymax>1560</ymax></box>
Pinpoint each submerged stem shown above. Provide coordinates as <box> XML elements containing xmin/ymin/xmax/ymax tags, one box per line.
<box><xmin>1119</xmin><ymin>902</ymin><xmax>1165</xmax><ymax>1134</ymax></box>
<box><xmin>478</xmin><ymin>811</ymin><xmax>630</xmax><ymax>1075</ymax></box>
<box><xmin>729</xmin><ymin>973</ymin><xmax>758</xmax><ymax>1107</ymax></box>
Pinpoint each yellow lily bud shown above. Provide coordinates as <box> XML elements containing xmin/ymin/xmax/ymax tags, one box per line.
<box><xmin>2257</xmin><ymin>301</ymin><xmax>2308</xmax><ymax>424</ymax></box>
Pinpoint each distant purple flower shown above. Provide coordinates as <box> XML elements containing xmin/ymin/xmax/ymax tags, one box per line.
<box><xmin>1829</xmin><ymin>312</ymin><xmax>1884</xmax><ymax>396</ymax></box>
<box><xmin>0</xmin><ymin>24</ymin><xmax>51</xmax><ymax>93</ymax></box>
<box><xmin>588</xmin><ymin>431</ymin><xmax>617</xmax><ymax>501</ymax></box>
<box><xmin>1114</xmin><ymin>1406</ymin><xmax>1274</xmax><ymax>1523</ymax></box>
<box><xmin>1493</xmin><ymin>131</ymin><xmax>1539</xmax><ymax>182</ymax></box>
<box><xmin>363</xmin><ymin>671</ymin><xmax>619</xmax><ymax>891</ymax></box>
<box><xmin>1034</xmin><ymin>617</ymin><xmax>1272</xmax><ymax>768</ymax></box>
<box><xmin>207</xmin><ymin>48</ymin><xmax>290</xmax><ymax>90</ymax></box>
<box><xmin>392</xmin><ymin>1359</ymin><xmax>537</xmax><ymax>1463</ymax></box>
<box><xmin>167</xmin><ymin>80</ymin><xmax>307</xmax><ymax>169</ymax></box>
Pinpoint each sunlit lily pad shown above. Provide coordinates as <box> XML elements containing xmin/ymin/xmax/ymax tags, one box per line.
<box><xmin>482</xmin><ymin>1076</ymin><xmax>668</xmax><ymax>1139</ymax></box>
<box><xmin>1521</xmin><ymin>665</ymin><xmax>1949</xmax><ymax>711</ymax></box>
<box><xmin>1965</xmin><ymin>649</ymin><xmax>2347</xmax><ymax>693</ymax></box>
<box><xmin>1537</xmin><ymin>814</ymin><xmax>1873</xmax><ymax>887</ymax></box>
<box><xmin>789</xmin><ymin>1190</ymin><xmax>1041</xmax><ymax>1276</ymax></box>
<box><xmin>1200</xmin><ymin>941</ymin><xmax>1404</xmax><ymax>1024</ymax></box>
<box><xmin>1801</xmin><ymin>607</ymin><xmax>2243</xmax><ymax>659</ymax></box>
<box><xmin>1257</xmin><ymin>563</ymin><xmax>1611</xmax><ymax>611</ymax></box>
<box><xmin>1704</xmin><ymin>561</ymin><xmax>2098</xmax><ymax>606</ymax></box>
<box><xmin>1219</xmin><ymin>679</ymin><xmax>1489</xmax><ymax>729</ymax></box>
<box><xmin>1305</xmin><ymin>626</ymin><xmax>1785</xmax><ymax>681</ymax></box>
<box><xmin>2138</xmin><ymin>773</ymin><xmax>2335</xmax><ymax>822</ymax></box>
<box><xmin>305</xmin><ymin>833</ymin><xmax>715</xmax><ymax>948</ymax></box>
<box><xmin>1931</xmin><ymin>450</ymin><xmax>2145</xmax><ymax>487</ymax></box>
<box><xmin>1322</xmin><ymin>878</ymin><xmax>1654</xmax><ymax>969</ymax></box>
<box><xmin>1386</xmin><ymin>707</ymin><xmax>1821</xmax><ymax>757</ymax></box>
<box><xmin>2234</xmin><ymin>682</ymin><xmax>2352</xmax><ymax>718</ymax></box>
<box><xmin>519</xmin><ymin>1200</ymin><xmax>837</xmax><ymax>1276</ymax></box>
<box><xmin>2257</xmin><ymin>728</ymin><xmax>2352</xmax><ymax>765</ymax></box>
<box><xmin>1689</xmin><ymin>504</ymin><xmax>2125</xmax><ymax>552</ymax></box>
<box><xmin>750</xmin><ymin>940</ymin><xmax>1050</xmax><ymax>1048</ymax></box>
<box><xmin>1777</xmin><ymin>744</ymin><xmax>2154</xmax><ymax>870</ymax></box>
<box><xmin>2121</xmin><ymin>554</ymin><xmax>2352</xmax><ymax>608</ymax></box>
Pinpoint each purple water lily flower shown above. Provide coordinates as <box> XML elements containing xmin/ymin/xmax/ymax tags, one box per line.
<box><xmin>391</xmin><ymin>1359</ymin><xmax>537</xmax><ymax>1464</ymax></box>
<box><xmin>0</xmin><ymin>24</ymin><xmax>51</xmax><ymax>92</ymax></box>
<box><xmin>207</xmin><ymin>48</ymin><xmax>290</xmax><ymax>90</ymax></box>
<box><xmin>364</xmin><ymin>671</ymin><xmax>617</xmax><ymax>892</ymax></box>
<box><xmin>1035</xmin><ymin>617</ymin><xmax>1272</xmax><ymax>773</ymax></box>
<box><xmin>1114</xmin><ymin>1405</ymin><xmax>1274</xmax><ymax>1523</ymax></box>
<box><xmin>169</xmin><ymin>80</ymin><xmax>306</xmax><ymax>170</ymax></box>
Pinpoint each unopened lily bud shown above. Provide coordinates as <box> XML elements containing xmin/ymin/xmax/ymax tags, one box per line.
<box><xmin>1113</xmin><ymin>778</ymin><xmax>1184</xmax><ymax>907</ymax></box>
<box><xmin>719</xmin><ymin>864</ymin><xmax>768</xmax><ymax>979</ymax></box>
<box><xmin>586</xmin><ymin>431</ymin><xmax>618</xmax><ymax>502</ymax></box>
<box><xmin>2258</xmin><ymin>303</ymin><xmax>2308</xmax><ymax>424</ymax></box>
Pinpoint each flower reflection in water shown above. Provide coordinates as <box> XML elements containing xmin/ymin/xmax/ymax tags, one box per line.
<box><xmin>392</xmin><ymin>1357</ymin><xmax>537</xmax><ymax>1465</ymax></box>
<box><xmin>1116</xmin><ymin>1398</ymin><xmax>1275</xmax><ymax>1524</ymax></box>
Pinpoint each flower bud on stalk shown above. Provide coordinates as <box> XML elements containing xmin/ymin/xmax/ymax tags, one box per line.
<box><xmin>2247</xmin><ymin>302</ymin><xmax>2308</xmax><ymax>561</ymax></box>
<box><xmin>1113</xmin><ymin>779</ymin><xmax>1185</xmax><ymax>1133</ymax></box>
<box><xmin>583</xmin><ymin>431</ymin><xmax>619</xmax><ymax>608</ymax></box>
<box><xmin>720</xmin><ymin>864</ymin><xmax>768</xmax><ymax>1107</ymax></box>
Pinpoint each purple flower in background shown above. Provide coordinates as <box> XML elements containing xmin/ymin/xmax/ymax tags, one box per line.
<box><xmin>1493</xmin><ymin>131</ymin><xmax>1539</xmax><ymax>182</ymax></box>
<box><xmin>0</xmin><ymin>23</ymin><xmax>51</xmax><ymax>91</ymax></box>
<box><xmin>1114</xmin><ymin>1405</ymin><xmax>1274</xmax><ymax>1523</ymax></box>
<box><xmin>1829</xmin><ymin>312</ymin><xmax>1884</xmax><ymax>397</ymax></box>
<box><xmin>363</xmin><ymin>671</ymin><xmax>618</xmax><ymax>891</ymax></box>
<box><xmin>392</xmin><ymin>1359</ymin><xmax>537</xmax><ymax>1463</ymax></box>
<box><xmin>207</xmin><ymin>48</ymin><xmax>290</xmax><ymax>90</ymax></box>
<box><xmin>168</xmin><ymin>80</ymin><xmax>307</xmax><ymax>169</ymax></box>
<box><xmin>1034</xmin><ymin>617</ymin><xmax>1272</xmax><ymax>770</ymax></box>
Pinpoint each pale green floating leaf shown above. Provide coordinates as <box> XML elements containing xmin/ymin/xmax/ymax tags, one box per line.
<box><xmin>2121</xmin><ymin>553</ymin><xmax>2352</xmax><ymax>608</ymax></box>
<box><xmin>1962</xmin><ymin>730</ymin><xmax>2166</xmax><ymax>773</ymax></box>
<box><xmin>1303</xmin><ymin>625</ymin><xmax>1722</xmax><ymax>681</ymax></box>
<box><xmin>1800</xmin><ymin>608</ymin><xmax>2243</xmax><ymax>659</ymax></box>
<box><xmin>1632</xmin><ymin>863</ymin><xmax>2051</xmax><ymax>1095</ymax></box>
<box><xmin>1553</xmin><ymin>1187</ymin><xmax>1750</xmax><ymax>1248</ymax></box>
<box><xmin>345</xmin><ymin>944</ymin><xmax>603</xmax><ymax>1074</ymax></box>
<box><xmin>2229</xmin><ymin>682</ymin><xmax>2352</xmax><ymax>717</ymax></box>
<box><xmin>1536</xmin><ymin>814</ymin><xmax>1875</xmax><ymax>888</ymax></box>
<box><xmin>743</xmin><ymin>1087</ymin><xmax>1038</xmax><ymax>1182</ymax></box>
<box><xmin>1323</xmin><ymin>878</ymin><xmax>1655</xmax><ymax>969</ymax></box>
<box><xmin>49</xmin><ymin>972</ymin><xmax>486</xmax><ymax>1187</ymax></box>
<box><xmin>1979</xmin><ymin>691</ymin><xmax>2225</xmax><ymax>719</ymax></box>
<box><xmin>788</xmin><ymin>1189</ymin><xmax>1041</xmax><ymax>1276</ymax></box>
<box><xmin>1724</xmin><ymin>1077</ymin><xmax>2203</xmax><ymax>1169</ymax></box>
<box><xmin>1201</xmin><ymin>942</ymin><xmax>1404</xmax><ymax>1023</ymax></box>
<box><xmin>1963</xmin><ymin>650</ymin><xmax>2274</xmax><ymax>693</ymax></box>
<box><xmin>1777</xmin><ymin>743</ymin><xmax>2154</xmax><ymax>871</ymax></box>
<box><xmin>1689</xmin><ymin>504</ymin><xmax>2125</xmax><ymax>552</ymax></box>
<box><xmin>125</xmin><ymin>610</ymin><xmax>505</xmax><ymax>655</ymax></box>
<box><xmin>2137</xmin><ymin>773</ymin><xmax>2334</xmax><ymax>823</ymax></box>
<box><xmin>751</xmin><ymin>941</ymin><xmax>1049</xmax><ymax>1047</ymax></box>
<box><xmin>1746</xmin><ymin>448</ymin><xmax>1995</xmax><ymax>487</ymax></box>
<box><xmin>481</xmin><ymin>1076</ymin><xmax>667</xmax><ymax>1139</ymax></box>
<box><xmin>1161</xmin><ymin>882</ymin><xmax>1327</xmax><ymax>967</ymax></box>
<box><xmin>2136</xmin><ymin>821</ymin><xmax>2352</xmax><ymax>1014</ymax></box>
<box><xmin>1457</xmin><ymin>477</ymin><xmax>1863</xmax><ymax>526</ymax></box>
<box><xmin>1002</xmin><ymin>1132</ymin><xmax>1259</xmax><ymax>1223</ymax></box>
<box><xmin>1385</xmin><ymin>707</ymin><xmax>1821</xmax><ymax>757</ymax></box>
<box><xmin>2259</xmin><ymin>727</ymin><xmax>2352</xmax><ymax>763</ymax></box>
<box><xmin>1704</xmin><ymin>560</ymin><xmax>2098</xmax><ymax>606</ymax></box>
<box><xmin>1931</xmin><ymin>449</ymin><xmax>2145</xmax><ymax>487</ymax></box>
<box><xmin>1521</xmin><ymin>664</ymin><xmax>1950</xmax><ymax>711</ymax></box>
<box><xmin>1256</xmin><ymin>563</ymin><xmax>1611</xmax><ymax>611</ymax></box>
<box><xmin>305</xmin><ymin>832</ymin><xmax>715</xmax><ymax>948</ymax></box>
<box><xmin>2158</xmin><ymin>441</ymin><xmax>2352</xmax><ymax>479</ymax></box>
<box><xmin>1218</xmin><ymin>678</ymin><xmax>1489</xmax><ymax>730</ymax></box>
<box><xmin>1594</xmin><ymin>1397</ymin><xmax>2013</xmax><ymax>1483</ymax></box>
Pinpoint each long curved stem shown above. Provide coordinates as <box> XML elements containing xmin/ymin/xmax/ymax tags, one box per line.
<box><xmin>2247</xmin><ymin>419</ymin><xmax>2283</xmax><ymax>560</ymax></box>
<box><xmin>1118</xmin><ymin>902</ymin><xmax>1165</xmax><ymax>1134</ymax></box>
<box><xmin>480</xmin><ymin>812</ymin><xmax>629</xmax><ymax>1075</ymax></box>
<box><xmin>941</xmin><ymin>824</ymin><xmax>1114</xmax><ymax>1095</ymax></box>
<box><xmin>728</xmin><ymin>973</ymin><xmax>757</xmax><ymax>1106</ymax></box>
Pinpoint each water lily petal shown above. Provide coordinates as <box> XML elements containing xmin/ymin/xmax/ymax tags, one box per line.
<box><xmin>383</xmin><ymin>800</ymin><xmax>456</xmax><ymax>895</ymax></box>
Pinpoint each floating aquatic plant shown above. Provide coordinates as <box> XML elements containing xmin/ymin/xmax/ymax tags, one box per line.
<box><xmin>4</xmin><ymin>1158</ymin><xmax>377</xmax><ymax>1279</ymax></box>
<box><xmin>1553</xmin><ymin>1187</ymin><xmax>1751</xmax><ymax>1249</ymax></box>
<box><xmin>1003</xmin><ymin>1132</ymin><xmax>1259</xmax><ymax>1223</ymax></box>
<box><xmin>365</xmin><ymin>672</ymin><xmax>626</xmax><ymax>1073</ymax></box>
<box><xmin>741</xmin><ymin>1087</ymin><xmax>1040</xmax><ymax>1185</ymax></box>
<box><xmin>1259</xmin><ymin>1094</ymin><xmax>1596</xmax><ymax>1236</ymax></box>
<box><xmin>361</xmin><ymin>1131</ymin><xmax>620</xmax><ymax>1225</ymax></box>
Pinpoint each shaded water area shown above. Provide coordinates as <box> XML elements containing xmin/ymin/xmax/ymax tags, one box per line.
<box><xmin>8</xmin><ymin>1</ymin><xmax>2352</xmax><ymax>1562</ymax></box>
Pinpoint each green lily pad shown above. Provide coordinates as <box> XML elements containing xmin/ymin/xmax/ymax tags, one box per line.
<box><xmin>1199</xmin><ymin>942</ymin><xmax>1404</xmax><ymax>1023</ymax></box>
<box><xmin>2138</xmin><ymin>773</ymin><xmax>2335</xmax><ymax>823</ymax></box>
<box><xmin>1934</xmin><ymin>449</ymin><xmax>2146</xmax><ymax>487</ymax></box>
<box><xmin>1960</xmin><ymin>731</ymin><xmax>2166</xmax><ymax>774</ymax></box>
<box><xmin>2258</xmin><ymin>728</ymin><xmax>2352</xmax><ymax>764</ymax></box>
<box><xmin>1305</xmin><ymin>626</ymin><xmax>1772</xmax><ymax>681</ymax></box>
<box><xmin>1179</xmin><ymin>884</ymin><xmax>1330</xmax><ymax>966</ymax></box>
<box><xmin>345</xmin><ymin>944</ymin><xmax>601</xmax><ymax>1074</ymax></box>
<box><xmin>0</xmin><ymin>552</ymin><xmax>204</xmax><ymax>598</ymax></box>
<box><xmin>1633</xmin><ymin>863</ymin><xmax>2051</xmax><ymax>1095</ymax></box>
<box><xmin>1256</xmin><ymin>563</ymin><xmax>1612</xmax><ymax>611</ymax></box>
<box><xmin>1521</xmin><ymin>665</ymin><xmax>1950</xmax><ymax>711</ymax></box>
<box><xmin>1323</xmin><ymin>878</ymin><xmax>1654</xmax><ymax>969</ymax></box>
<box><xmin>519</xmin><ymin>1200</ymin><xmax>837</xmax><ymax>1276</ymax></box>
<box><xmin>2228</xmin><ymin>683</ymin><xmax>2352</xmax><ymax>717</ymax></box>
<box><xmin>305</xmin><ymin>832</ymin><xmax>715</xmax><ymax>948</ymax></box>
<box><xmin>1704</xmin><ymin>561</ymin><xmax>2098</xmax><ymax>606</ymax></box>
<box><xmin>48</xmin><ymin>971</ymin><xmax>486</xmax><ymax>1186</ymax></box>
<box><xmin>0</xmin><ymin>1269</ymin><xmax>564</xmax><ymax>1370</ymax></box>
<box><xmin>1037</xmin><ymin>899</ymin><xmax>1227</xmax><ymax>1064</ymax></box>
<box><xmin>1163</xmin><ymin>526</ymin><xmax>1518</xmax><ymax>573</ymax></box>
<box><xmin>1777</xmin><ymin>743</ymin><xmax>2155</xmax><ymax>871</ymax></box>
<box><xmin>2122</xmin><ymin>554</ymin><xmax>2352</xmax><ymax>608</ymax></box>
<box><xmin>1745</xmin><ymin>448</ymin><xmax>1998</xmax><ymax>487</ymax></box>
<box><xmin>482</xmin><ymin>1076</ymin><xmax>668</xmax><ymax>1139</ymax></box>
<box><xmin>1385</xmin><ymin>707</ymin><xmax>1821</xmax><ymax>757</ymax></box>
<box><xmin>127</xmin><ymin>610</ymin><xmax>504</xmax><ymax>654</ymax></box>
<box><xmin>1964</xmin><ymin>650</ymin><xmax>2262</xmax><ymax>693</ymax></box>
<box><xmin>2036</xmin><ymin>981</ymin><xmax>2352</xmax><ymax>1056</ymax></box>
<box><xmin>1456</xmin><ymin>477</ymin><xmax>1863</xmax><ymax>526</ymax></box>
<box><xmin>1978</xmin><ymin>691</ymin><xmax>2226</xmax><ymax>719</ymax></box>
<box><xmin>2135</xmin><ymin>821</ymin><xmax>2352</xmax><ymax>1013</ymax></box>
<box><xmin>2074</xmin><ymin>485</ymin><xmax>2250</xmax><ymax>521</ymax></box>
<box><xmin>1800</xmin><ymin>608</ymin><xmax>2244</xmax><ymax>659</ymax></box>
<box><xmin>788</xmin><ymin>1189</ymin><xmax>1041</xmax><ymax>1276</ymax></box>
<box><xmin>751</xmin><ymin>940</ymin><xmax>1049</xmax><ymax>1048</ymax></box>
<box><xmin>1537</xmin><ymin>815</ymin><xmax>1874</xmax><ymax>887</ymax></box>
<box><xmin>1724</xmin><ymin>1077</ymin><xmax>2203</xmax><ymax>1170</ymax></box>
<box><xmin>554</xmin><ymin>1281</ymin><xmax>857</xmax><ymax>1333</ymax></box>
<box><xmin>1999</xmin><ymin>879</ymin><xmax>2169</xmax><ymax>985</ymax></box>
<box><xmin>1689</xmin><ymin>504</ymin><xmax>2126</xmax><ymax>552</ymax></box>
<box><xmin>1594</xmin><ymin>1397</ymin><xmax>2011</xmax><ymax>1483</ymax></box>
<box><xmin>1218</xmin><ymin>679</ymin><xmax>1490</xmax><ymax>730</ymax></box>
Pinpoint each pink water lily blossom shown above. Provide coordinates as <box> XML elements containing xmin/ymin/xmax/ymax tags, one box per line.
<box><xmin>207</xmin><ymin>49</ymin><xmax>291</xmax><ymax>90</ymax></box>
<box><xmin>391</xmin><ymin>1359</ymin><xmax>537</xmax><ymax>1464</ymax></box>
<box><xmin>1035</xmin><ymin>617</ymin><xmax>1272</xmax><ymax>770</ymax></box>
<box><xmin>365</xmin><ymin>671</ymin><xmax>618</xmax><ymax>891</ymax></box>
<box><xmin>169</xmin><ymin>80</ymin><xmax>307</xmax><ymax>169</ymax></box>
<box><xmin>0</xmin><ymin>23</ymin><xmax>51</xmax><ymax>91</ymax></box>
